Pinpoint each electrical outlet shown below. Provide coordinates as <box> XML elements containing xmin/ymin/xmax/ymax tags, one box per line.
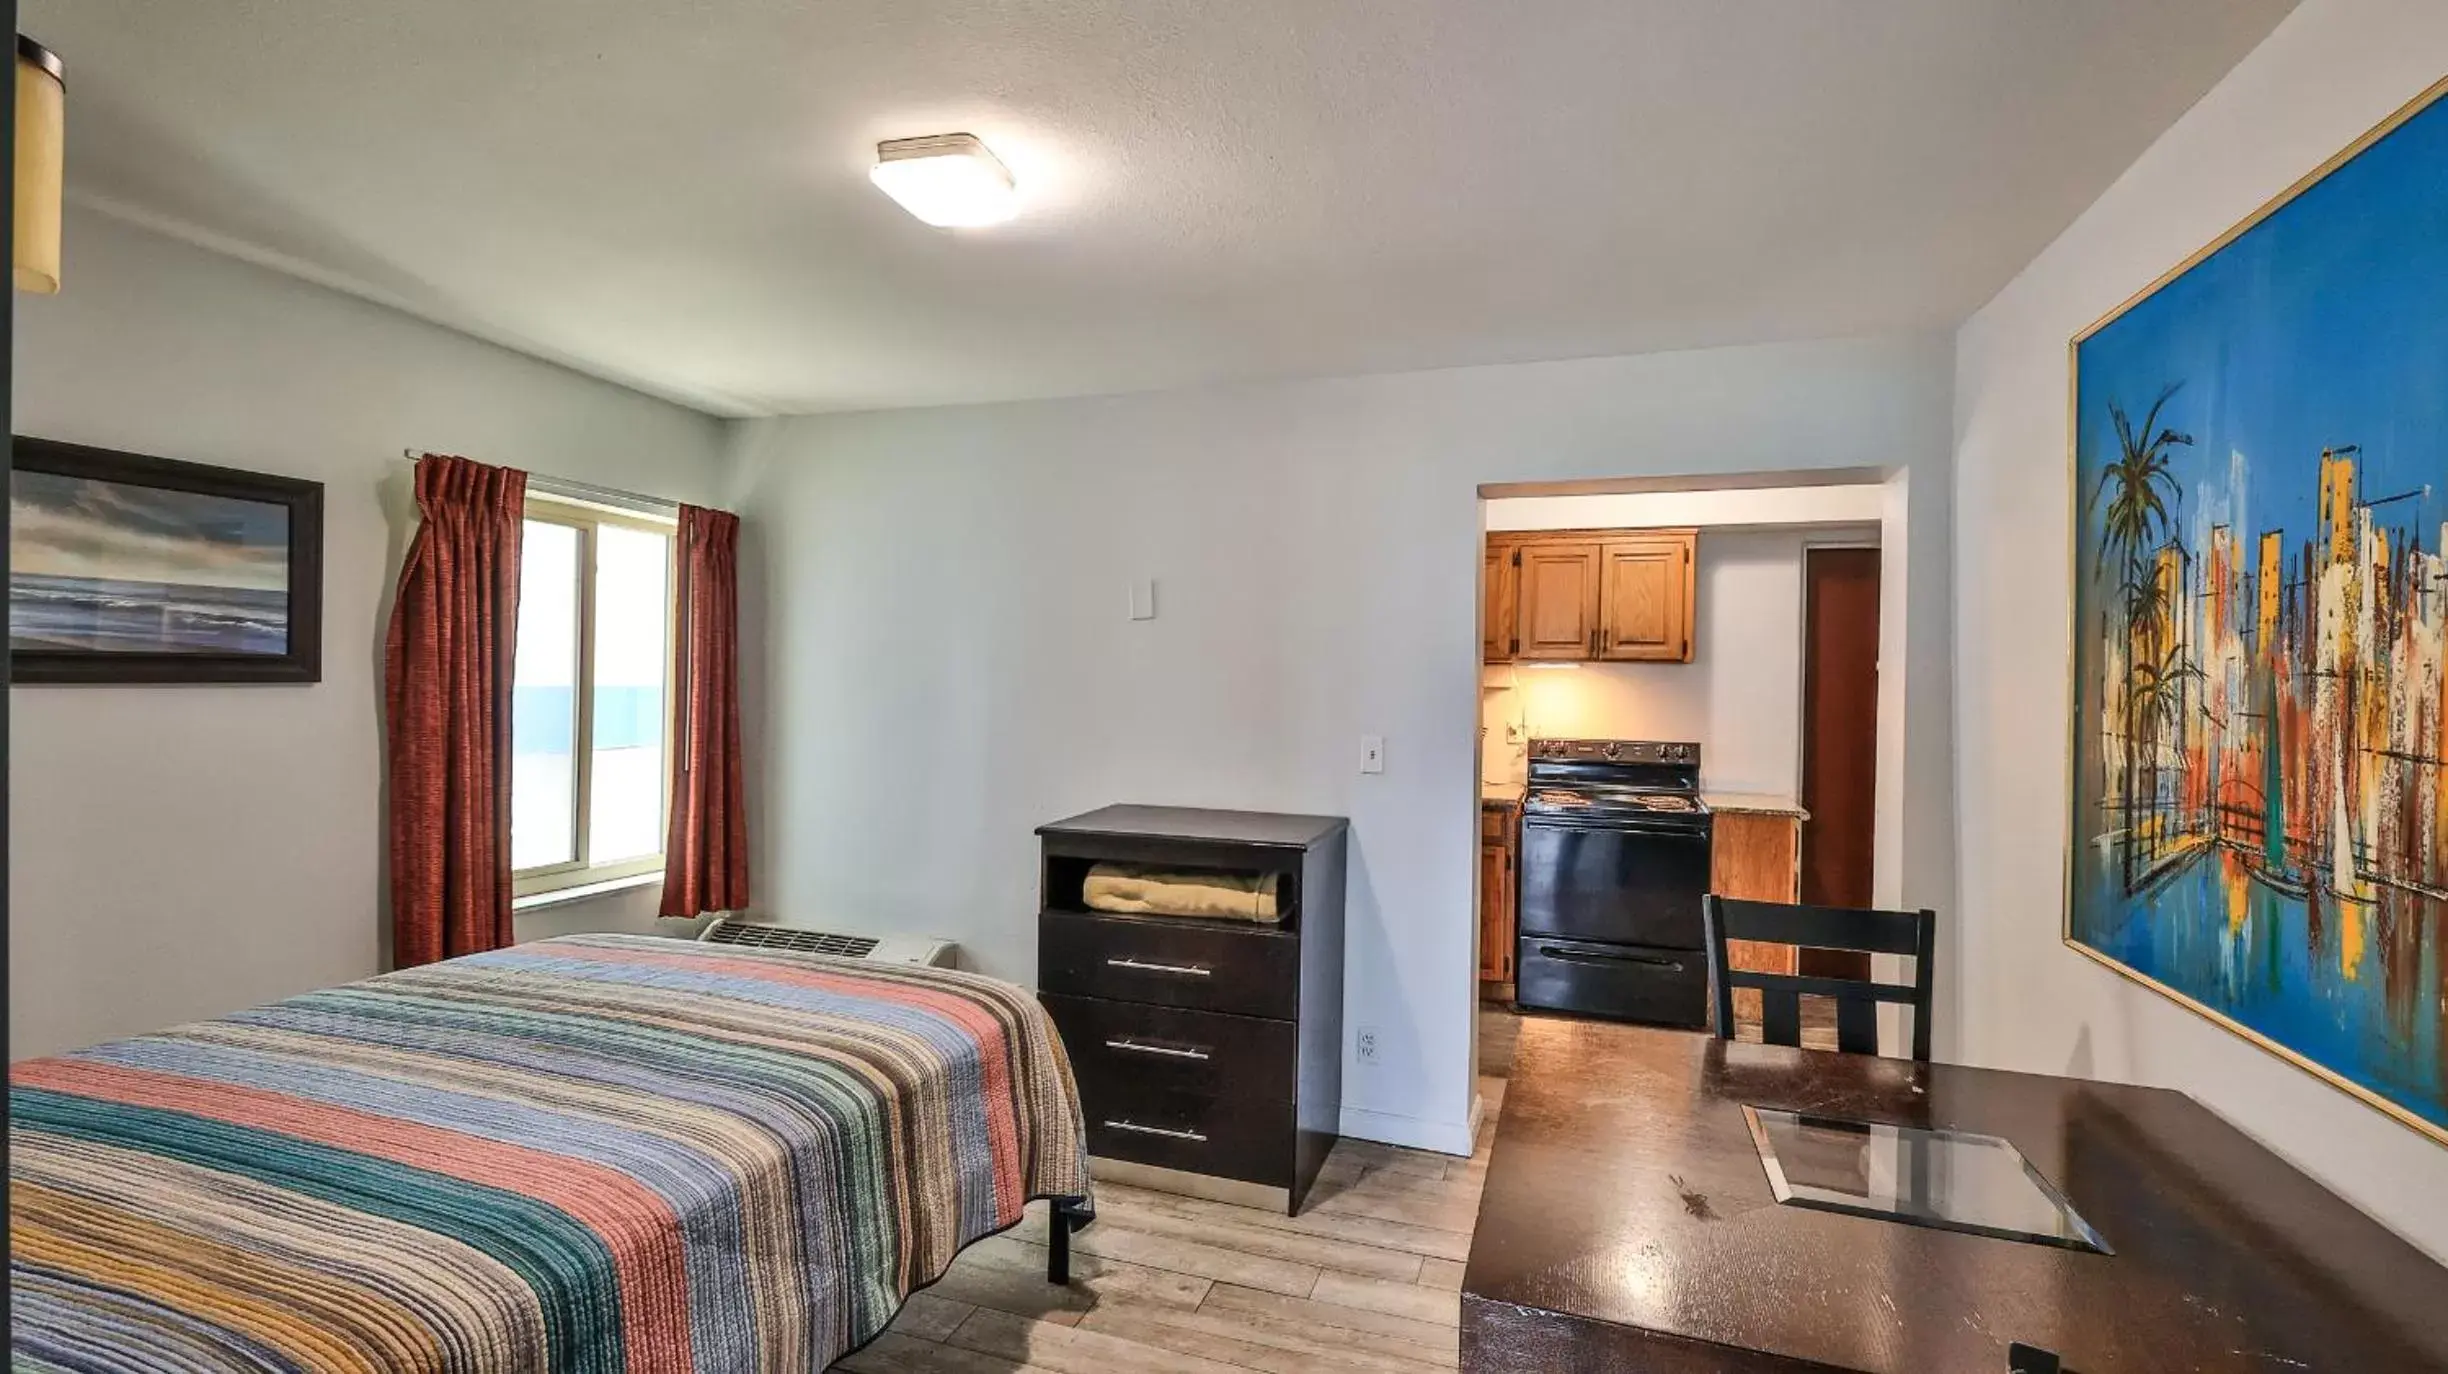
<box><xmin>1355</xmin><ymin>1026</ymin><xmax>1381</xmax><ymax>1066</ymax></box>
<box><xmin>1360</xmin><ymin>734</ymin><xmax>1385</xmax><ymax>774</ymax></box>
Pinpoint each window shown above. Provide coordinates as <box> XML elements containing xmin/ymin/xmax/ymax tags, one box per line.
<box><xmin>511</xmin><ymin>497</ymin><xmax>676</xmax><ymax>898</ymax></box>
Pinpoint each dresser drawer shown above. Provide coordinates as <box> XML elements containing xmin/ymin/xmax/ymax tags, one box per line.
<box><xmin>1043</xmin><ymin>994</ymin><xmax>1296</xmax><ymax>1103</ymax></box>
<box><xmin>1084</xmin><ymin>1084</ymin><xmax>1294</xmax><ymax>1188</ymax></box>
<box><xmin>1039</xmin><ymin>911</ymin><xmax>1299</xmax><ymax>1019</ymax></box>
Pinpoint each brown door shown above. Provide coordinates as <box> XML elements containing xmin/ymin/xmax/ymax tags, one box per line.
<box><xmin>1515</xmin><ymin>542</ymin><xmax>1601</xmax><ymax>659</ymax></box>
<box><xmin>1800</xmin><ymin>547</ymin><xmax>1880</xmax><ymax>976</ymax></box>
<box><xmin>1598</xmin><ymin>534</ymin><xmax>1693</xmax><ymax>662</ymax></box>
<box><xmin>1483</xmin><ymin>543</ymin><xmax>1517</xmax><ymax>663</ymax></box>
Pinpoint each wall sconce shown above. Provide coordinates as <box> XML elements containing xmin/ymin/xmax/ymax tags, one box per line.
<box><xmin>16</xmin><ymin>34</ymin><xmax>62</xmax><ymax>294</ymax></box>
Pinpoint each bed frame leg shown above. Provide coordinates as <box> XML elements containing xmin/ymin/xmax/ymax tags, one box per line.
<box><xmin>1046</xmin><ymin>1198</ymin><xmax>1084</xmax><ymax>1286</ymax></box>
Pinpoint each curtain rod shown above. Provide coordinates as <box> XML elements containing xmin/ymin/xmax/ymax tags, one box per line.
<box><xmin>401</xmin><ymin>450</ymin><xmax>680</xmax><ymax>518</ymax></box>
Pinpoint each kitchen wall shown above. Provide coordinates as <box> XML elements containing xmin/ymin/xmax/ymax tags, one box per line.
<box><xmin>1481</xmin><ymin>523</ymin><xmax>1879</xmax><ymax>796</ymax></box>
<box><xmin>726</xmin><ymin>331</ymin><xmax>1957</xmax><ymax>1153</ymax></box>
<box><xmin>1952</xmin><ymin>0</ymin><xmax>2448</xmax><ymax>1258</ymax></box>
<box><xmin>9</xmin><ymin>207</ymin><xmax>728</xmax><ymax>1059</ymax></box>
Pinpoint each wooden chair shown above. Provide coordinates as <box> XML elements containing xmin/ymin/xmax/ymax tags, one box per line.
<box><xmin>1703</xmin><ymin>895</ymin><xmax>1937</xmax><ymax>1062</ymax></box>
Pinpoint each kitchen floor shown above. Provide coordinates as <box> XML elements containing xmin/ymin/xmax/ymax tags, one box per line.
<box><xmin>834</xmin><ymin>1092</ymin><xmax>1501</xmax><ymax>1373</ymax></box>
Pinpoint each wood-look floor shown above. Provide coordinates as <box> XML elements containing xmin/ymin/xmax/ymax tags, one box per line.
<box><xmin>834</xmin><ymin>1077</ymin><xmax>1507</xmax><ymax>1374</ymax></box>
<box><xmin>840</xmin><ymin>1001</ymin><xmax>1829</xmax><ymax>1372</ymax></box>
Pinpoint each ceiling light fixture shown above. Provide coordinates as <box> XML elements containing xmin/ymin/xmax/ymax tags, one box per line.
<box><xmin>869</xmin><ymin>133</ymin><xmax>1016</xmax><ymax>228</ymax></box>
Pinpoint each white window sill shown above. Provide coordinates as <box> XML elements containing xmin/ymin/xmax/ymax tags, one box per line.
<box><xmin>513</xmin><ymin>870</ymin><xmax>665</xmax><ymax>913</ymax></box>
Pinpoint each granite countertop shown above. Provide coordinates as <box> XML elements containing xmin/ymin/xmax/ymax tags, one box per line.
<box><xmin>1700</xmin><ymin>791</ymin><xmax>1808</xmax><ymax>819</ymax></box>
<box><xmin>1482</xmin><ymin>781</ymin><xmax>1525</xmax><ymax>806</ymax></box>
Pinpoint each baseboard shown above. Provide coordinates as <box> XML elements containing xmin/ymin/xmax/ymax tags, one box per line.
<box><xmin>1340</xmin><ymin>1104</ymin><xmax>1476</xmax><ymax>1157</ymax></box>
<box><xmin>1090</xmin><ymin>1156</ymin><xmax>1289</xmax><ymax>1212</ymax></box>
<box><xmin>1467</xmin><ymin>1090</ymin><xmax>1487</xmax><ymax>1144</ymax></box>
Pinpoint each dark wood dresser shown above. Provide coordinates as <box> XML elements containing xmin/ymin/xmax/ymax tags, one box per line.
<box><xmin>1035</xmin><ymin>805</ymin><xmax>1347</xmax><ymax>1215</ymax></box>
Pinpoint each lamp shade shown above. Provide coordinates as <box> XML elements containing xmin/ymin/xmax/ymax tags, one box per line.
<box><xmin>16</xmin><ymin>35</ymin><xmax>62</xmax><ymax>295</ymax></box>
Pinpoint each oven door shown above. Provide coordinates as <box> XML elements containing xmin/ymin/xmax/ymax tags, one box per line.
<box><xmin>1517</xmin><ymin>815</ymin><xmax>1711</xmax><ymax>949</ymax></box>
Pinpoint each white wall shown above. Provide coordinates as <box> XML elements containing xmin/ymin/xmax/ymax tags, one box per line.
<box><xmin>1952</xmin><ymin>0</ymin><xmax>2448</xmax><ymax>1258</ymax></box>
<box><xmin>1482</xmin><ymin>527</ymin><xmax>1878</xmax><ymax>795</ymax></box>
<box><xmin>9</xmin><ymin>208</ymin><xmax>728</xmax><ymax>1059</ymax></box>
<box><xmin>729</xmin><ymin>332</ymin><xmax>1956</xmax><ymax>1152</ymax></box>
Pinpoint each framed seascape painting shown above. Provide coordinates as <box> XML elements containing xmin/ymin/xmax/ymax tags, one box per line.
<box><xmin>2068</xmin><ymin>77</ymin><xmax>2448</xmax><ymax>1144</ymax></box>
<box><xmin>10</xmin><ymin>438</ymin><xmax>323</xmax><ymax>684</ymax></box>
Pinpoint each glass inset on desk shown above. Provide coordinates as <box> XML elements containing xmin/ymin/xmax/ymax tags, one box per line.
<box><xmin>1742</xmin><ymin>1105</ymin><xmax>2112</xmax><ymax>1254</ymax></box>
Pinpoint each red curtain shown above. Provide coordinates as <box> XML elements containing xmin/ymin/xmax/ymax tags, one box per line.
<box><xmin>385</xmin><ymin>455</ymin><xmax>527</xmax><ymax>968</ymax></box>
<box><xmin>661</xmin><ymin>505</ymin><xmax>750</xmax><ymax>916</ymax></box>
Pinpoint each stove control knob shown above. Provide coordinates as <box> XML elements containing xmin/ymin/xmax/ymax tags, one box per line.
<box><xmin>1672</xmin><ymin>744</ymin><xmax>1692</xmax><ymax>761</ymax></box>
<box><xmin>1601</xmin><ymin>742</ymin><xmax>1620</xmax><ymax>759</ymax></box>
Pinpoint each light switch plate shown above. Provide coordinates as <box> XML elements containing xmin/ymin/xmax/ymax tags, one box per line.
<box><xmin>1360</xmin><ymin>735</ymin><xmax>1385</xmax><ymax>774</ymax></box>
<box><xmin>1128</xmin><ymin>579</ymin><xmax>1156</xmax><ymax>620</ymax></box>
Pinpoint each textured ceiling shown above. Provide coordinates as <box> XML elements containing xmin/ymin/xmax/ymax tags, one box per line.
<box><xmin>28</xmin><ymin>0</ymin><xmax>2296</xmax><ymax>416</ymax></box>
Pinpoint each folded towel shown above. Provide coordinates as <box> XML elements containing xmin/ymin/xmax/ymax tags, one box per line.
<box><xmin>1083</xmin><ymin>864</ymin><xmax>1282</xmax><ymax>923</ymax></box>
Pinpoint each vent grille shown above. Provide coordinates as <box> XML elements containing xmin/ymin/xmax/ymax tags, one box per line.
<box><xmin>704</xmin><ymin>924</ymin><xmax>881</xmax><ymax>958</ymax></box>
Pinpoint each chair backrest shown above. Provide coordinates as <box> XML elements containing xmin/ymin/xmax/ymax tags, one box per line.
<box><xmin>1703</xmin><ymin>895</ymin><xmax>1936</xmax><ymax>1061</ymax></box>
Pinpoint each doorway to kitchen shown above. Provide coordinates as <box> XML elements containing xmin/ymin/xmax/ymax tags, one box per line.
<box><xmin>1470</xmin><ymin>477</ymin><xmax>1902</xmax><ymax>1097</ymax></box>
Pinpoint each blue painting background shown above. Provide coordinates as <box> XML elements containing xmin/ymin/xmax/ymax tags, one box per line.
<box><xmin>2071</xmin><ymin>90</ymin><xmax>2448</xmax><ymax>1132</ymax></box>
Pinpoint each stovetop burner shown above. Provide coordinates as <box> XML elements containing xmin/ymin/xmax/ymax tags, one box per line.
<box><xmin>1529</xmin><ymin>788</ymin><xmax>1702</xmax><ymax>813</ymax></box>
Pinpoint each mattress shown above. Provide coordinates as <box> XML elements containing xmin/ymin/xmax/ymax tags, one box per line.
<box><xmin>9</xmin><ymin>933</ymin><xmax>1092</xmax><ymax>1373</ymax></box>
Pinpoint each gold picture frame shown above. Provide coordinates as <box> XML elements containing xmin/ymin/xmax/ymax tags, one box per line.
<box><xmin>2061</xmin><ymin>73</ymin><xmax>2448</xmax><ymax>1147</ymax></box>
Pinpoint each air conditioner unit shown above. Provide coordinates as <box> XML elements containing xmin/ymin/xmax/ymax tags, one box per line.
<box><xmin>697</xmin><ymin>916</ymin><xmax>958</xmax><ymax>968</ymax></box>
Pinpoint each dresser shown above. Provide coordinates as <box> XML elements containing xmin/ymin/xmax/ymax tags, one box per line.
<box><xmin>1035</xmin><ymin>805</ymin><xmax>1347</xmax><ymax>1215</ymax></box>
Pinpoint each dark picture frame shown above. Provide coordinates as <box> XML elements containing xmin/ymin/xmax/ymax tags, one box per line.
<box><xmin>10</xmin><ymin>437</ymin><xmax>324</xmax><ymax>684</ymax></box>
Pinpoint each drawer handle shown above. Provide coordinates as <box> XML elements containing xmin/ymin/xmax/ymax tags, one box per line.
<box><xmin>1105</xmin><ymin>1119</ymin><xmax>1209</xmax><ymax>1142</ymax></box>
<box><xmin>1539</xmin><ymin>944</ymin><xmax>1684</xmax><ymax>971</ymax></box>
<box><xmin>1105</xmin><ymin>957</ymin><xmax>1212</xmax><ymax>978</ymax></box>
<box><xmin>1104</xmin><ymin>1037</ymin><xmax>1212</xmax><ymax>1061</ymax></box>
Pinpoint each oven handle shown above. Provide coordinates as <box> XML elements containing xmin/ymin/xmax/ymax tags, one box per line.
<box><xmin>1522</xmin><ymin>816</ymin><xmax>1709</xmax><ymax>838</ymax></box>
<box><xmin>1535</xmin><ymin>944</ymin><xmax>1690</xmax><ymax>971</ymax></box>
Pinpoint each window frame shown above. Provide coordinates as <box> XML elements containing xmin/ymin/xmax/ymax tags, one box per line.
<box><xmin>511</xmin><ymin>495</ymin><xmax>679</xmax><ymax>899</ymax></box>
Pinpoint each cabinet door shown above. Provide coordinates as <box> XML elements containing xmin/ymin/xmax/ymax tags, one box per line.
<box><xmin>1599</xmin><ymin>535</ymin><xmax>1693</xmax><ymax>662</ymax></box>
<box><xmin>1479</xmin><ymin>838</ymin><xmax>1510</xmax><ymax>981</ymax></box>
<box><xmin>1708</xmin><ymin>811</ymin><xmax>1799</xmax><ymax>1025</ymax></box>
<box><xmin>1515</xmin><ymin>542</ymin><xmax>1602</xmax><ymax>660</ymax></box>
<box><xmin>1483</xmin><ymin>544</ymin><xmax>1518</xmax><ymax>663</ymax></box>
<box><xmin>1499</xmin><ymin>844</ymin><xmax>1514</xmax><ymax>980</ymax></box>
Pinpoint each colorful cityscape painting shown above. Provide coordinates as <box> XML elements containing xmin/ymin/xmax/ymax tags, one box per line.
<box><xmin>2069</xmin><ymin>83</ymin><xmax>2448</xmax><ymax>1141</ymax></box>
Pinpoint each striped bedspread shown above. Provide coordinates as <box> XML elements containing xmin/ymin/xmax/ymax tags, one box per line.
<box><xmin>9</xmin><ymin>933</ymin><xmax>1092</xmax><ymax>1373</ymax></box>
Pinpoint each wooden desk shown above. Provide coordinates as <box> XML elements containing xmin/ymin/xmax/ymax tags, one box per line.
<box><xmin>1462</xmin><ymin>1017</ymin><xmax>2448</xmax><ymax>1372</ymax></box>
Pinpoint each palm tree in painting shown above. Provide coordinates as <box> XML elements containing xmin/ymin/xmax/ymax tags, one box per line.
<box><xmin>2130</xmin><ymin>639</ymin><xmax>2206</xmax><ymax>868</ymax></box>
<box><xmin>2086</xmin><ymin>383</ymin><xmax>2193</xmax><ymax>890</ymax></box>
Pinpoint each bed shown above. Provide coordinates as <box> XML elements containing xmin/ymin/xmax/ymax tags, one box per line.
<box><xmin>9</xmin><ymin>933</ymin><xmax>1093</xmax><ymax>1373</ymax></box>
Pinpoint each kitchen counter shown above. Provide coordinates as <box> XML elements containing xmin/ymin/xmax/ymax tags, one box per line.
<box><xmin>1482</xmin><ymin>782</ymin><xmax>1525</xmax><ymax>805</ymax></box>
<box><xmin>1702</xmin><ymin>790</ymin><xmax>1807</xmax><ymax>819</ymax></box>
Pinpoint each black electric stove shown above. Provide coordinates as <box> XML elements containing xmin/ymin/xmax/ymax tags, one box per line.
<box><xmin>1514</xmin><ymin>738</ymin><xmax>1713</xmax><ymax>1028</ymax></box>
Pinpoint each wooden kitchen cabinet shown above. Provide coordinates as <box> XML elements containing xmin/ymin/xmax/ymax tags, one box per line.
<box><xmin>1483</xmin><ymin>544</ymin><xmax>1518</xmax><ymax>664</ymax></box>
<box><xmin>1486</xmin><ymin>528</ymin><xmax>1696</xmax><ymax>664</ymax></box>
<box><xmin>1514</xmin><ymin>542</ymin><xmax>1602</xmax><ymax>660</ymax></box>
<box><xmin>1708</xmin><ymin>807</ymin><xmax>1803</xmax><ymax>1023</ymax></box>
<box><xmin>1598</xmin><ymin>534</ymin><xmax>1694</xmax><ymax>662</ymax></box>
<box><xmin>1479</xmin><ymin>799</ymin><xmax>1518</xmax><ymax>984</ymax></box>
